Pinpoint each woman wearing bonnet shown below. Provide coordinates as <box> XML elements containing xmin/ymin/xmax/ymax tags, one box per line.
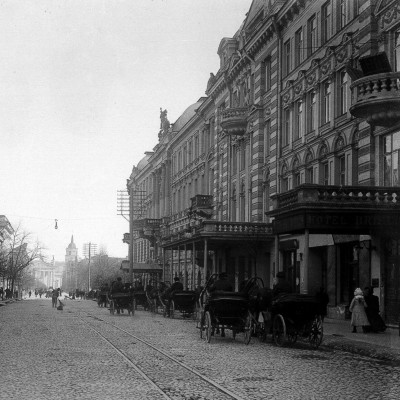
<box><xmin>349</xmin><ymin>288</ymin><xmax>370</xmax><ymax>333</ymax></box>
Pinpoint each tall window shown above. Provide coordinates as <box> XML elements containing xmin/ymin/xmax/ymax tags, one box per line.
<box><xmin>384</xmin><ymin>131</ymin><xmax>400</xmax><ymax>186</ymax></box>
<box><xmin>284</xmin><ymin>39</ymin><xmax>291</xmax><ymax>76</ymax></box>
<box><xmin>307</xmin><ymin>15</ymin><xmax>317</xmax><ymax>57</ymax></box>
<box><xmin>395</xmin><ymin>31</ymin><xmax>400</xmax><ymax>72</ymax></box>
<box><xmin>293</xmin><ymin>158</ymin><xmax>300</xmax><ymax>188</ymax></box>
<box><xmin>322</xmin><ymin>162</ymin><xmax>329</xmax><ymax>185</ymax></box>
<box><xmin>305</xmin><ymin>153</ymin><xmax>314</xmax><ymax>183</ymax></box>
<box><xmin>307</xmin><ymin>91</ymin><xmax>316</xmax><ymax>133</ymax></box>
<box><xmin>194</xmin><ymin>135</ymin><xmax>199</xmax><ymax>158</ymax></box>
<box><xmin>281</xmin><ymin>165</ymin><xmax>289</xmax><ymax>192</ymax></box>
<box><xmin>295</xmin><ymin>28</ymin><xmax>304</xmax><ymax>67</ymax></box>
<box><xmin>264</xmin><ymin>120</ymin><xmax>271</xmax><ymax>163</ymax></box>
<box><xmin>231</xmin><ymin>188</ymin><xmax>237</xmax><ymax>221</ymax></box>
<box><xmin>183</xmin><ymin>145</ymin><xmax>187</xmax><ymax>167</ymax></box>
<box><xmin>209</xmin><ymin>119</ymin><xmax>215</xmax><ymax>147</ymax></box>
<box><xmin>264</xmin><ymin>57</ymin><xmax>272</xmax><ymax>92</ymax></box>
<box><xmin>188</xmin><ymin>140</ymin><xmax>193</xmax><ymax>163</ymax></box>
<box><xmin>231</xmin><ymin>145</ymin><xmax>237</xmax><ymax>175</ymax></box>
<box><xmin>283</xmin><ymin>107</ymin><xmax>291</xmax><ymax>147</ymax></box>
<box><xmin>294</xmin><ymin>100</ymin><xmax>303</xmax><ymax>140</ymax></box>
<box><xmin>322</xmin><ymin>1</ymin><xmax>332</xmax><ymax>44</ymax></box>
<box><xmin>240</xmin><ymin>142</ymin><xmax>246</xmax><ymax>171</ymax></box>
<box><xmin>338</xmin><ymin>70</ymin><xmax>348</xmax><ymax>116</ymax></box>
<box><xmin>338</xmin><ymin>155</ymin><xmax>346</xmax><ymax>186</ymax></box>
<box><xmin>339</xmin><ymin>0</ymin><xmax>347</xmax><ymax>30</ymax></box>
<box><xmin>321</xmin><ymin>81</ymin><xmax>331</xmax><ymax>125</ymax></box>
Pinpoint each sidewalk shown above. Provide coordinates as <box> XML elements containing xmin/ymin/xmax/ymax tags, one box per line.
<box><xmin>322</xmin><ymin>317</ymin><xmax>400</xmax><ymax>362</ymax></box>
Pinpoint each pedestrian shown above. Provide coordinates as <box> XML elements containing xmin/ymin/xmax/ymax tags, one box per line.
<box><xmin>28</xmin><ymin>290</ymin><xmax>32</xmax><ymax>298</ymax></box>
<box><xmin>52</xmin><ymin>288</ymin><xmax>58</xmax><ymax>308</ymax></box>
<box><xmin>364</xmin><ymin>287</ymin><xmax>386</xmax><ymax>333</ymax></box>
<box><xmin>0</xmin><ymin>287</ymin><xmax>3</xmax><ymax>301</ymax></box>
<box><xmin>5</xmin><ymin>288</ymin><xmax>11</xmax><ymax>299</ymax></box>
<box><xmin>349</xmin><ymin>288</ymin><xmax>370</xmax><ymax>333</ymax></box>
<box><xmin>165</xmin><ymin>277</ymin><xmax>184</xmax><ymax>317</ymax></box>
<box><xmin>315</xmin><ymin>287</ymin><xmax>329</xmax><ymax>321</ymax></box>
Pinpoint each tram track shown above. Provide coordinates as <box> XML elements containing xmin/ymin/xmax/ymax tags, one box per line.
<box><xmin>78</xmin><ymin>310</ymin><xmax>246</xmax><ymax>400</ymax></box>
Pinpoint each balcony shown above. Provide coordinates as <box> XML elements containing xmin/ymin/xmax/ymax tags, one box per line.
<box><xmin>220</xmin><ymin>107</ymin><xmax>248</xmax><ymax>135</ymax></box>
<box><xmin>350</xmin><ymin>71</ymin><xmax>400</xmax><ymax>126</ymax></box>
<box><xmin>270</xmin><ymin>184</ymin><xmax>400</xmax><ymax>234</ymax></box>
<box><xmin>132</xmin><ymin>218</ymin><xmax>161</xmax><ymax>232</ymax></box>
<box><xmin>161</xmin><ymin>219</ymin><xmax>273</xmax><ymax>246</ymax></box>
<box><xmin>122</xmin><ymin>233</ymin><xmax>130</xmax><ymax>244</ymax></box>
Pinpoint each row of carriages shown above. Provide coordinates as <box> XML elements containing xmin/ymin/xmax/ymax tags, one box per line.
<box><xmin>97</xmin><ymin>275</ymin><xmax>324</xmax><ymax>349</ymax></box>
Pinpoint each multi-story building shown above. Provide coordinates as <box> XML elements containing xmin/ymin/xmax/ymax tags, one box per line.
<box><xmin>125</xmin><ymin>0</ymin><xmax>400</xmax><ymax>324</ymax></box>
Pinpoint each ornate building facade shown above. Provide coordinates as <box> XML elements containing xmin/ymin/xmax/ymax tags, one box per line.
<box><xmin>125</xmin><ymin>0</ymin><xmax>400</xmax><ymax>324</ymax></box>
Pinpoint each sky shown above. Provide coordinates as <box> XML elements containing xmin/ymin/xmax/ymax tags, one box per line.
<box><xmin>0</xmin><ymin>0</ymin><xmax>251</xmax><ymax>262</ymax></box>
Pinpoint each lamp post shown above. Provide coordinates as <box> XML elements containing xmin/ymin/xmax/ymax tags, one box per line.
<box><xmin>83</xmin><ymin>242</ymin><xmax>97</xmax><ymax>291</ymax></box>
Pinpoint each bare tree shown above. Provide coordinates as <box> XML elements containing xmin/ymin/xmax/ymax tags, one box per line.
<box><xmin>2</xmin><ymin>224</ymin><xmax>41</xmax><ymax>294</ymax></box>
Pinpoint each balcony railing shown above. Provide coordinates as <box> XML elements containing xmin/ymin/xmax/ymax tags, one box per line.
<box><xmin>161</xmin><ymin>220</ymin><xmax>273</xmax><ymax>243</ymax></box>
<box><xmin>220</xmin><ymin>107</ymin><xmax>248</xmax><ymax>135</ymax></box>
<box><xmin>132</xmin><ymin>218</ymin><xmax>161</xmax><ymax>231</ymax></box>
<box><xmin>350</xmin><ymin>72</ymin><xmax>400</xmax><ymax>126</ymax></box>
<box><xmin>272</xmin><ymin>184</ymin><xmax>400</xmax><ymax>211</ymax></box>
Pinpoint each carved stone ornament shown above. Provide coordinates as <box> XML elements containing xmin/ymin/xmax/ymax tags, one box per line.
<box><xmin>283</xmin><ymin>93</ymin><xmax>291</xmax><ymax>104</ymax></box>
<box><xmin>306</xmin><ymin>73</ymin><xmax>316</xmax><ymax>86</ymax></box>
<box><xmin>294</xmin><ymin>82</ymin><xmax>302</xmax><ymax>94</ymax></box>
<box><xmin>336</xmin><ymin>48</ymin><xmax>348</xmax><ymax>63</ymax></box>
<box><xmin>382</xmin><ymin>3</ymin><xmax>400</xmax><ymax>28</ymax></box>
<box><xmin>321</xmin><ymin>62</ymin><xmax>331</xmax><ymax>75</ymax></box>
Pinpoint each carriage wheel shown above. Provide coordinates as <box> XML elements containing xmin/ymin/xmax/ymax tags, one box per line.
<box><xmin>244</xmin><ymin>312</ymin><xmax>253</xmax><ymax>345</ymax></box>
<box><xmin>109</xmin><ymin>300</ymin><xmax>115</xmax><ymax>315</ymax></box>
<box><xmin>199</xmin><ymin>312</ymin><xmax>205</xmax><ymax>339</ymax></box>
<box><xmin>273</xmin><ymin>314</ymin><xmax>286</xmax><ymax>346</ymax></box>
<box><xmin>205</xmin><ymin>312</ymin><xmax>212</xmax><ymax>343</ymax></box>
<box><xmin>170</xmin><ymin>300</ymin><xmax>175</xmax><ymax>319</ymax></box>
<box><xmin>309</xmin><ymin>315</ymin><xmax>323</xmax><ymax>349</ymax></box>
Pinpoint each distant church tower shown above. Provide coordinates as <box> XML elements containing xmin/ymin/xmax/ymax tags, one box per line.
<box><xmin>65</xmin><ymin>235</ymin><xmax>78</xmax><ymax>291</ymax></box>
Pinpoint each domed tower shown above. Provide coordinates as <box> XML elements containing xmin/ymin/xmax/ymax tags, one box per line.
<box><xmin>64</xmin><ymin>235</ymin><xmax>78</xmax><ymax>291</ymax></box>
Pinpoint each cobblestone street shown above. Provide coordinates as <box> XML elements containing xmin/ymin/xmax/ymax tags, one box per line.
<box><xmin>1</xmin><ymin>299</ymin><xmax>399</xmax><ymax>400</ymax></box>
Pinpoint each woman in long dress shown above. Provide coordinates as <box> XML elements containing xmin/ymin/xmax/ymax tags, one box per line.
<box><xmin>349</xmin><ymin>288</ymin><xmax>370</xmax><ymax>333</ymax></box>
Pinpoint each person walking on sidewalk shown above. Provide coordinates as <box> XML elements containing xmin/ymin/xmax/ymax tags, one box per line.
<box><xmin>349</xmin><ymin>288</ymin><xmax>370</xmax><ymax>333</ymax></box>
<box><xmin>364</xmin><ymin>286</ymin><xmax>387</xmax><ymax>333</ymax></box>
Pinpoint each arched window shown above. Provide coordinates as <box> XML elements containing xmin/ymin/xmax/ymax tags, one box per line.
<box><xmin>281</xmin><ymin>165</ymin><xmax>289</xmax><ymax>192</ymax></box>
<box><xmin>305</xmin><ymin>152</ymin><xmax>314</xmax><ymax>184</ymax></box>
<box><xmin>292</xmin><ymin>158</ymin><xmax>300</xmax><ymax>188</ymax></box>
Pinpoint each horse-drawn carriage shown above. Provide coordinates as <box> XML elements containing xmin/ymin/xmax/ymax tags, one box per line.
<box><xmin>198</xmin><ymin>274</ymin><xmax>323</xmax><ymax>348</ymax></box>
<box><xmin>257</xmin><ymin>293</ymin><xmax>323</xmax><ymax>348</ymax></box>
<box><xmin>197</xmin><ymin>274</ymin><xmax>256</xmax><ymax>344</ymax></box>
<box><xmin>164</xmin><ymin>290</ymin><xmax>198</xmax><ymax>319</ymax></box>
<box><xmin>108</xmin><ymin>281</ymin><xmax>135</xmax><ymax>316</ymax></box>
